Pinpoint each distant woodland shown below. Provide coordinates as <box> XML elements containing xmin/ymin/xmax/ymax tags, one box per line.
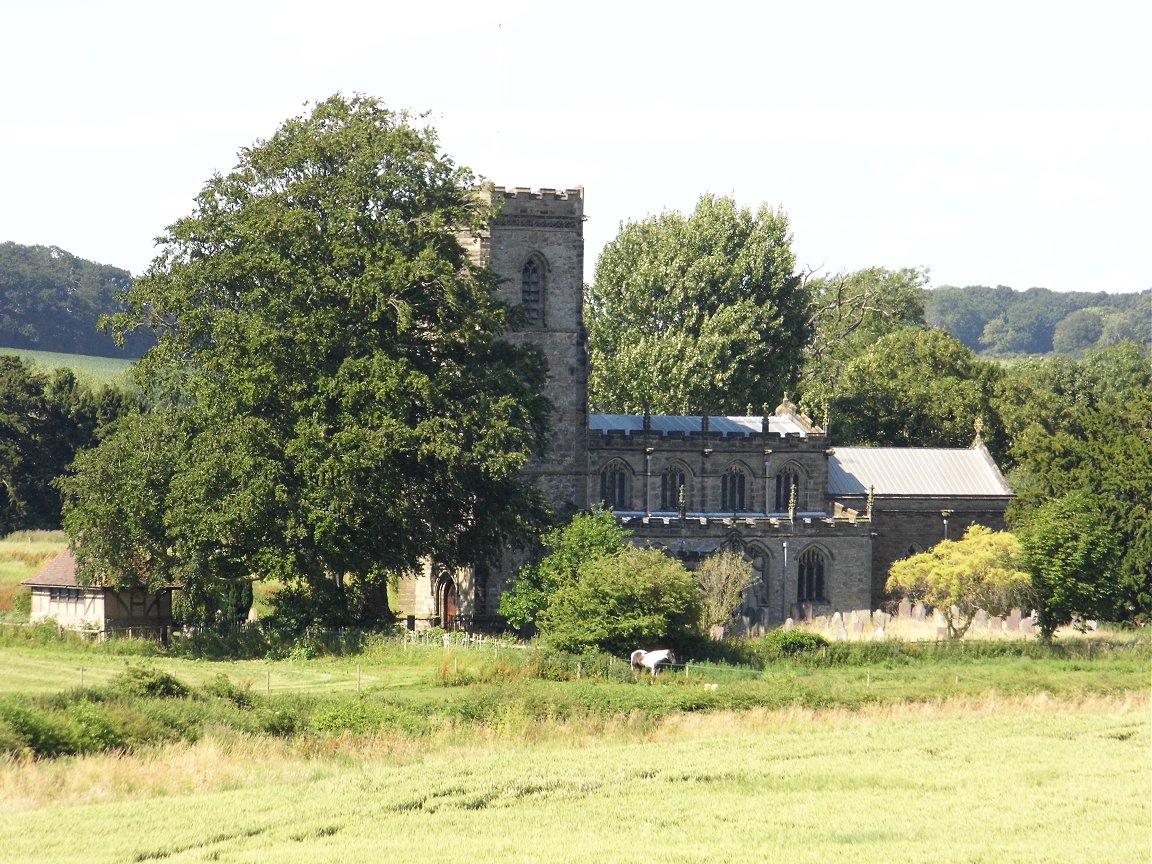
<box><xmin>1</xmin><ymin>240</ymin><xmax>1146</xmax><ymax>362</ymax></box>
<box><xmin>925</xmin><ymin>284</ymin><xmax>1150</xmax><ymax>356</ymax></box>
<box><xmin>0</xmin><ymin>242</ymin><xmax>152</xmax><ymax>358</ymax></box>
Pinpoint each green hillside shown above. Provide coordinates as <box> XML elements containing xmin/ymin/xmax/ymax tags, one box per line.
<box><xmin>0</xmin><ymin>346</ymin><xmax>133</xmax><ymax>387</ymax></box>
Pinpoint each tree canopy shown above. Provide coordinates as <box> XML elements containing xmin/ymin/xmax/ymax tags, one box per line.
<box><xmin>0</xmin><ymin>356</ymin><xmax>133</xmax><ymax>534</ymax></box>
<box><xmin>60</xmin><ymin>95</ymin><xmax>551</xmax><ymax>624</ymax></box>
<box><xmin>586</xmin><ymin>195</ymin><xmax>809</xmax><ymax>414</ymax></box>
<box><xmin>0</xmin><ymin>243</ymin><xmax>149</xmax><ymax>357</ymax></box>
<box><xmin>803</xmin><ymin>327</ymin><xmax>1004</xmax><ymax>453</ymax></box>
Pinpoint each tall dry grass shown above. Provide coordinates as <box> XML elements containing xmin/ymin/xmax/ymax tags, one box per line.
<box><xmin>2</xmin><ymin>690</ymin><xmax>1144</xmax><ymax>813</ymax></box>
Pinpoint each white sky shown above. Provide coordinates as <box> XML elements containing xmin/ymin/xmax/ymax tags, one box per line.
<box><xmin>2</xmin><ymin>0</ymin><xmax>1149</xmax><ymax>292</ymax></box>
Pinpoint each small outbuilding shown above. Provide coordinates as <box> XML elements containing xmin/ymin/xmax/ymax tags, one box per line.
<box><xmin>21</xmin><ymin>550</ymin><xmax>176</xmax><ymax>639</ymax></box>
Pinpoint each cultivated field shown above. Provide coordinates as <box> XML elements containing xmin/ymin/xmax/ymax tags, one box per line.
<box><xmin>0</xmin><ymin>633</ymin><xmax>1148</xmax><ymax>864</ymax></box>
<box><xmin>0</xmin><ymin>346</ymin><xmax>134</xmax><ymax>386</ymax></box>
<box><xmin>0</xmin><ymin>692</ymin><xmax>1146</xmax><ymax>864</ymax></box>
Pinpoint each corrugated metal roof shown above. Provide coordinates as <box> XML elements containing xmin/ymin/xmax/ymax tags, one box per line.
<box><xmin>828</xmin><ymin>447</ymin><xmax>1013</xmax><ymax>497</ymax></box>
<box><xmin>21</xmin><ymin>550</ymin><xmax>80</xmax><ymax>587</ymax></box>
<box><xmin>590</xmin><ymin>414</ymin><xmax>807</xmax><ymax>437</ymax></box>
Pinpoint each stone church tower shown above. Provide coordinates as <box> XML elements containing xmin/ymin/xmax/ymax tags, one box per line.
<box><xmin>396</xmin><ymin>186</ymin><xmax>589</xmax><ymax>627</ymax></box>
<box><xmin>465</xmin><ymin>186</ymin><xmax>590</xmax><ymax>512</ymax></box>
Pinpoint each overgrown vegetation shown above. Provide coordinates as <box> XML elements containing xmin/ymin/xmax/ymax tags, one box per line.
<box><xmin>0</xmin><ymin>632</ymin><xmax>1145</xmax><ymax>760</ymax></box>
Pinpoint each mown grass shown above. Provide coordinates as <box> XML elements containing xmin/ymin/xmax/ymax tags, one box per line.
<box><xmin>0</xmin><ymin>692</ymin><xmax>1146</xmax><ymax>864</ymax></box>
<box><xmin>0</xmin><ymin>346</ymin><xmax>134</xmax><ymax>386</ymax></box>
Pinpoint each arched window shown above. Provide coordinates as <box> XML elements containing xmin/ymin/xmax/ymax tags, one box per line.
<box><xmin>774</xmin><ymin>468</ymin><xmax>801</xmax><ymax>512</ymax></box>
<box><xmin>721</xmin><ymin>466</ymin><xmax>747</xmax><ymax>512</ymax></box>
<box><xmin>797</xmin><ymin>548</ymin><xmax>826</xmax><ymax>602</ymax></box>
<box><xmin>660</xmin><ymin>466</ymin><xmax>688</xmax><ymax>512</ymax></box>
<box><xmin>599</xmin><ymin>463</ymin><xmax>630</xmax><ymax>510</ymax></box>
<box><xmin>521</xmin><ymin>257</ymin><xmax>543</xmax><ymax>323</ymax></box>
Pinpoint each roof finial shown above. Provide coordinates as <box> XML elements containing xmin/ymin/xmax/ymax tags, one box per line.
<box><xmin>866</xmin><ymin>484</ymin><xmax>875</xmax><ymax>518</ymax></box>
<box><xmin>972</xmin><ymin>416</ymin><xmax>985</xmax><ymax>447</ymax></box>
<box><xmin>788</xmin><ymin>482</ymin><xmax>797</xmax><ymax>522</ymax></box>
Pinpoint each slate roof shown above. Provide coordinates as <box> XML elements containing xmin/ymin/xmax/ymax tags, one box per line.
<box><xmin>590</xmin><ymin>414</ymin><xmax>809</xmax><ymax>437</ymax></box>
<box><xmin>21</xmin><ymin>549</ymin><xmax>81</xmax><ymax>588</ymax></box>
<box><xmin>828</xmin><ymin>447</ymin><xmax>1013</xmax><ymax>497</ymax></box>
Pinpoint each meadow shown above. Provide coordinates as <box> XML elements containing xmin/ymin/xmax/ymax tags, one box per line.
<box><xmin>4</xmin><ymin>530</ymin><xmax>1149</xmax><ymax>862</ymax></box>
<box><xmin>0</xmin><ymin>346</ymin><xmax>134</xmax><ymax>386</ymax></box>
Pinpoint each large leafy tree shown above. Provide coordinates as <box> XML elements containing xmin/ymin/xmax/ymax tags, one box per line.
<box><xmin>1018</xmin><ymin>494</ymin><xmax>1123</xmax><ymax>639</ymax></box>
<box><xmin>1000</xmin><ymin>343</ymin><xmax>1151</xmax><ymax>622</ymax></box>
<box><xmin>0</xmin><ymin>357</ymin><xmax>131</xmax><ymax>534</ymax></box>
<box><xmin>886</xmin><ymin>526</ymin><xmax>1031</xmax><ymax>640</ymax></box>
<box><xmin>801</xmin><ymin>266</ymin><xmax>927</xmax><ymax>394</ymax></box>
<box><xmin>60</xmin><ymin>95</ymin><xmax>551</xmax><ymax>623</ymax></box>
<box><xmin>803</xmin><ymin>327</ymin><xmax>1004</xmax><ymax>453</ymax></box>
<box><xmin>586</xmin><ymin>195</ymin><xmax>809</xmax><ymax>414</ymax></box>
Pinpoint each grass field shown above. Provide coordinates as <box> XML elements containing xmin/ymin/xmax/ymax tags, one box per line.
<box><xmin>0</xmin><ymin>692</ymin><xmax>1146</xmax><ymax>864</ymax></box>
<box><xmin>0</xmin><ymin>530</ymin><xmax>67</xmax><ymax>613</ymax></box>
<box><xmin>0</xmin><ymin>346</ymin><xmax>134</xmax><ymax>386</ymax></box>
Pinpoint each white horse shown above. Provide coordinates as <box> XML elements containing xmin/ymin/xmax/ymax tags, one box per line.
<box><xmin>630</xmin><ymin>648</ymin><xmax>676</xmax><ymax>676</ymax></box>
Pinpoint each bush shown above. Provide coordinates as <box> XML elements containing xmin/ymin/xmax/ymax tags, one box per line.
<box><xmin>756</xmin><ymin>629</ymin><xmax>830</xmax><ymax>659</ymax></box>
<box><xmin>539</xmin><ymin>546</ymin><xmax>704</xmax><ymax>656</ymax></box>
<box><xmin>108</xmin><ymin>666</ymin><xmax>191</xmax><ymax>699</ymax></box>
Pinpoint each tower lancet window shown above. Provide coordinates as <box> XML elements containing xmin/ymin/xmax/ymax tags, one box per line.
<box><xmin>521</xmin><ymin>257</ymin><xmax>543</xmax><ymax>323</ymax></box>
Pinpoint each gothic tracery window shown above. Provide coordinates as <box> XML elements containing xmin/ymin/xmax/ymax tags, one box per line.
<box><xmin>660</xmin><ymin>467</ymin><xmax>687</xmax><ymax>512</ymax></box>
<box><xmin>599</xmin><ymin>463</ymin><xmax>629</xmax><ymax>510</ymax></box>
<box><xmin>522</xmin><ymin>257</ymin><xmax>543</xmax><ymax>323</ymax></box>
<box><xmin>797</xmin><ymin>548</ymin><xmax>826</xmax><ymax>602</ymax></box>
<box><xmin>721</xmin><ymin>466</ymin><xmax>748</xmax><ymax>512</ymax></box>
<box><xmin>775</xmin><ymin>468</ymin><xmax>801</xmax><ymax>512</ymax></box>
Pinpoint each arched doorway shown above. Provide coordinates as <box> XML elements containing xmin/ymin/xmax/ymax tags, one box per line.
<box><xmin>437</xmin><ymin>577</ymin><xmax>459</xmax><ymax>631</ymax></box>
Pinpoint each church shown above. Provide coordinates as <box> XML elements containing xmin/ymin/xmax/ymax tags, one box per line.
<box><xmin>396</xmin><ymin>187</ymin><xmax>1013</xmax><ymax>631</ymax></box>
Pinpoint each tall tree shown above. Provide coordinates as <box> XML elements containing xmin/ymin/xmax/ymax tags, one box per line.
<box><xmin>586</xmin><ymin>195</ymin><xmax>809</xmax><ymax>414</ymax></box>
<box><xmin>60</xmin><ymin>95</ymin><xmax>551</xmax><ymax>624</ymax></box>
<box><xmin>804</xmin><ymin>327</ymin><xmax>1004</xmax><ymax>452</ymax></box>
<box><xmin>1000</xmin><ymin>343</ymin><xmax>1152</xmax><ymax>622</ymax></box>
<box><xmin>1018</xmin><ymin>494</ymin><xmax>1123</xmax><ymax>638</ymax></box>
<box><xmin>801</xmin><ymin>266</ymin><xmax>927</xmax><ymax>393</ymax></box>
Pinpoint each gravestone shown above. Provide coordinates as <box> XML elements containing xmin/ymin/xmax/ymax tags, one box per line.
<box><xmin>835</xmin><ymin>625</ymin><xmax>848</xmax><ymax>641</ymax></box>
<box><xmin>913</xmin><ymin>602</ymin><xmax>927</xmax><ymax>622</ymax></box>
<box><xmin>1019</xmin><ymin>616</ymin><xmax>1033</xmax><ymax>636</ymax></box>
<box><xmin>872</xmin><ymin>624</ymin><xmax>886</xmax><ymax>641</ymax></box>
<box><xmin>783</xmin><ymin>617</ymin><xmax>794</xmax><ymax>631</ymax></box>
<box><xmin>852</xmin><ymin>620</ymin><xmax>864</xmax><ymax>636</ymax></box>
<box><xmin>1006</xmin><ymin>609</ymin><xmax>1022</xmax><ymax>632</ymax></box>
<box><xmin>973</xmin><ymin>609</ymin><xmax>988</xmax><ymax>629</ymax></box>
<box><xmin>987</xmin><ymin>616</ymin><xmax>1003</xmax><ymax>633</ymax></box>
<box><xmin>898</xmin><ymin>598</ymin><xmax>911</xmax><ymax>620</ymax></box>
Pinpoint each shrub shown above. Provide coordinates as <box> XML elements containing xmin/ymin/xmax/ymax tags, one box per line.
<box><xmin>108</xmin><ymin>666</ymin><xmax>191</xmax><ymax>699</ymax></box>
<box><xmin>756</xmin><ymin>629</ymin><xmax>830</xmax><ymax>659</ymax></box>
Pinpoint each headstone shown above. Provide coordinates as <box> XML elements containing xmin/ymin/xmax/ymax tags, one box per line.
<box><xmin>913</xmin><ymin>602</ymin><xmax>927</xmax><ymax>622</ymax></box>
<box><xmin>874</xmin><ymin>609</ymin><xmax>890</xmax><ymax>628</ymax></box>
<box><xmin>973</xmin><ymin>609</ymin><xmax>988</xmax><ymax>629</ymax></box>
<box><xmin>987</xmin><ymin>616</ymin><xmax>1002</xmax><ymax>634</ymax></box>
<box><xmin>831</xmin><ymin>611</ymin><xmax>844</xmax><ymax>629</ymax></box>
<box><xmin>898</xmin><ymin>598</ymin><xmax>911</xmax><ymax>620</ymax></box>
<box><xmin>852</xmin><ymin>620</ymin><xmax>864</xmax><ymax>636</ymax></box>
<box><xmin>872</xmin><ymin>625</ymin><xmax>886</xmax><ymax>641</ymax></box>
<box><xmin>835</xmin><ymin>625</ymin><xmax>848</xmax><ymax>641</ymax></box>
<box><xmin>850</xmin><ymin>611</ymin><xmax>861</xmax><ymax>627</ymax></box>
<box><xmin>783</xmin><ymin>617</ymin><xmax>795</xmax><ymax>631</ymax></box>
<box><xmin>1019</xmin><ymin>617</ymin><xmax>1034</xmax><ymax>636</ymax></box>
<box><xmin>1006</xmin><ymin>609</ymin><xmax>1022</xmax><ymax>632</ymax></box>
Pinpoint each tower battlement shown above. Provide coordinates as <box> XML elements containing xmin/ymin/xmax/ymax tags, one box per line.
<box><xmin>485</xmin><ymin>186</ymin><xmax>585</xmax><ymax>220</ymax></box>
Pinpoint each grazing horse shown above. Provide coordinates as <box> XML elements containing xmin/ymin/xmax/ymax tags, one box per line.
<box><xmin>630</xmin><ymin>648</ymin><xmax>675</xmax><ymax>676</ymax></box>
